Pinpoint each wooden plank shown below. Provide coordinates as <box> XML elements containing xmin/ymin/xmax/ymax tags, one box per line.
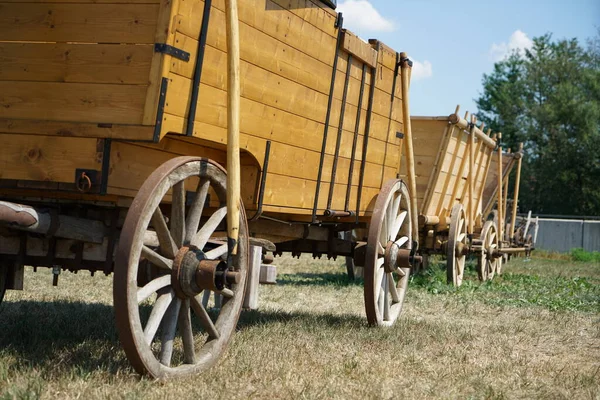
<box><xmin>1</xmin><ymin>0</ymin><xmax>160</xmax><ymax>2</ymax></box>
<box><xmin>143</xmin><ymin>0</ymin><xmax>180</xmax><ymax>124</ymax></box>
<box><xmin>0</xmin><ymin>43</ymin><xmax>153</xmax><ymax>84</ymax></box>
<box><xmin>162</xmin><ymin>74</ymin><xmax>401</xmax><ymax>167</ymax></box>
<box><xmin>0</xmin><ymin>119</ymin><xmax>154</xmax><ymax>141</ymax></box>
<box><xmin>177</xmin><ymin>0</ymin><xmax>336</xmax><ymax>66</ymax></box>
<box><xmin>0</xmin><ymin>134</ymin><xmax>101</xmax><ymax>183</ymax></box>
<box><xmin>162</xmin><ymin>113</ymin><xmax>398</xmax><ymax>184</ymax></box>
<box><xmin>0</xmin><ymin>4</ymin><xmax>159</xmax><ymax>43</ymax></box>
<box><xmin>342</xmin><ymin>30</ymin><xmax>377</xmax><ymax>68</ymax></box>
<box><xmin>0</xmin><ymin>81</ymin><xmax>146</xmax><ymax>125</ymax></box>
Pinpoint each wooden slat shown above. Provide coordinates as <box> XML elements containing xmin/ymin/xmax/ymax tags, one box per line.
<box><xmin>0</xmin><ymin>4</ymin><xmax>159</xmax><ymax>43</ymax></box>
<box><xmin>0</xmin><ymin>118</ymin><xmax>154</xmax><ymax>141</ymax></box>
<box><xmin>0</xmin><ymin>43</ymin><xmax>153</xmax><ymax>84</ymax></box>
<box><xmin>0</xmin><ymin>81</ymin><xmax>146</xmax><ymax>125</ymax></box>
<box><xmin>162</xmin><ymin>113</ymin><xmax>399</xmax><ymax>180</ymax></box>
<box><xmin>177</xmin><ymin>0</ymin><xmax>335</xmax><ymax>66</ymax></box>
<box><xmin>341</xmin><ymin>30</ymin><xmax>377</xmax><ymax>68</ymax></box>
<box><xmin>0</xmin><ymin>134</ymin><xmax>100</xmax><ymax>183</ymax></box>
<box><xmin>1</xmin><ymin>0</ymin><xmax>160</xmax><ymax>2</ymax></box>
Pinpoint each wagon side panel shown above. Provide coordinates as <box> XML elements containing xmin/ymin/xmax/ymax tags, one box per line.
<box><xmin>157</xmin><ymin>0</ymin><xmax>406</xmax><ymax>218</ymax></box>
<box><xmin>0</xmin><ymin>0</ymin><xmax>168</xmax><ymax>128</ymax></box>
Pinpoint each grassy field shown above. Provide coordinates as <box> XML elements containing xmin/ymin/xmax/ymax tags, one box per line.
<box><xmin>1</xmin><ymin>254</ymin><xmax>598</xmax><ymax>399</ymax></box>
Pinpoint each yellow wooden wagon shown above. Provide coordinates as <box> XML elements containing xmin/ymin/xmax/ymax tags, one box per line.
<box><xmin>0</xmin><ymin>0</ymin><xmax>422</xmax><ymax>378</ymax></box>
<box><xmin>408</xmin><ymin>108</ymin><xmax>501</xmax><ymax>285</ymax></box>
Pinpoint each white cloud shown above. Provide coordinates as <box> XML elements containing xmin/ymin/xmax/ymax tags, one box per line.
<box><xmin>337</xmin><ymin>0</ymin><xmax>396</xmax><ymax>33</ymax></box>
<box><xmin>489</xmin><ymin>30</ymin><xmax>533</xmax><ymax>61</ymax></box>
<box><xmin>411</xmin><ymin>59</ymin><xmax>433</xmax><ymax>81</ymax></box>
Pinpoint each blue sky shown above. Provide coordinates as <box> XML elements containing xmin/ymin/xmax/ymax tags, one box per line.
<box><xmin>336</xmin><ymin>0</ymin><xmax>599</xmax><ymax>116</ymax></box>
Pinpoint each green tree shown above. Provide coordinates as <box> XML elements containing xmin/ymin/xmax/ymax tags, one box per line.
<box><xmin>476</xmin><ymin>33</ymin><xmax>600</xmax><ymax>215</ymax></box>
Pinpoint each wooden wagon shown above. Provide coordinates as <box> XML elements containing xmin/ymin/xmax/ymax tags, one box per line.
<box><xmin>0</xmin><ymin>0</ymin><xmax>422</xmax><ymax>379</ymax></box>
<box><xmin>481</xmin><ymin>142</ymin><xmax>536</xmax><ymax>263</ymax></box>
<box><xmin>408</xmin><ymin>108</ymin><xmax>502</xmax><ymax>285</ymax></box>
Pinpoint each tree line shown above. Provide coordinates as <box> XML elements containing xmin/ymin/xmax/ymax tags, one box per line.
<box><xmin>476</xmin><ymin>31</ymin><xmax>600</xmax><ymax>216</ymax></box>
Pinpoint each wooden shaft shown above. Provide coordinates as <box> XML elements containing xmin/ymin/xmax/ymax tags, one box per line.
<box><xmin>399</xmin><ymin>53</ymin><xmax>418</xmax><ymax>241</ymax></box>
<box><xmin>510</xmin><ymin>143</ymin><xmax>524</xmax><ymax>240</ymax></box>
<box><xmin>468</xmin><ymin>116</ymin><xmax>475</xmax><ymax>234</ymax></box>
<box><xmin>225</xmin><ymin>0</ymin><xmax>240</xmax><ymax>254</ymax></box>
<box><xmin>447</xmin><ymin>113</ymin><xmax>496</xmax><ymax>149</ymax></box>
<box><xmin>496</xmin><ymin>134</ymin><xmax>503</xmax><ymax>246</ymax></box>
<box><xmin>502</xmin><ymin>172</ymin><xmax>509</xmax><ymax>240</ymax></box>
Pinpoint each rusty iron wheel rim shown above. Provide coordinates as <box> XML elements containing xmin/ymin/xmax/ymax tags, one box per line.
<box><xmin>114</xmin><ymin>156</ymin><xmax>248</xmax><ymax>379</ymax></box>
<box><xmin>364</xmin><ymin>179</ymin><xmax>412</xmax><ymax>327</ymax></box>
<box><xmin>447</xmin><ymin>204</ymin><xmax>467</xmax><ymax>287</ymax></box>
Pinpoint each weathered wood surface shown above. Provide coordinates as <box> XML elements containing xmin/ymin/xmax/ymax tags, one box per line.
<box><xmin>408</xmin><ymin>114</ymin><xmax>497</xmax><ymax>231</ymax></box>
<box><xmin>0</xmin><ymin>0</ymin><xmax>409</xmax><ymax>220</ymax></box>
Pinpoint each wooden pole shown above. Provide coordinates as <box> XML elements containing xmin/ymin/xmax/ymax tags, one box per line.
<box><xmin>509</xmin><ymin>143</ymin><xmax>524</xmax><ymax>240</ymax></box>
<box><xmin>468</xmin><ymin>115</ymin><xmax>476</xmax><ymax>235</ymax></box>
<box><xmin>225</xmin><ymin>0</ymin><xmax>240</xmax><ymax>254</ymax></box>
<box><xmin>496</xmin><ymin>133</ymin><xmax>503</xmax><ymax>246</ymax></box>
<box><xmin>399</xmin><ymin>53</ymin><xmax>419</xmax><ymax>242</ymax></box>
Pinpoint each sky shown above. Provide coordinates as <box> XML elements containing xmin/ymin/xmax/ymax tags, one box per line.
<box><xmin>335</xmin><ymin>0</ymin><xmax>599</xmax><ymax>116</ymax></box>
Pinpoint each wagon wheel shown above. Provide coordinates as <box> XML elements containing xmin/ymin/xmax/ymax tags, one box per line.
<box><xmin>114</xmin><ymin>157</ymin><xmax>248</xmax><ymax>380</ymax></box>
<box><xmin>364</xmin><ymin>180</ymin><xmax>412</xmax><ymax>327</ymax></box>
<box><xmin>477</xmin><ymin>220</ymin><xmax>499</xmax><ymax>281</ymax></box>
<box><xmin>446</xmin><ymin>204</ymin><xmax>467</xmax><ymax>286</ymax></box>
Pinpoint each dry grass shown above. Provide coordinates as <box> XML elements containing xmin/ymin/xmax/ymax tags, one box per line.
<box><xmin>1</xmin><ymin>255</ymin><xmax>599</xmax><ymax>399</ymax></box>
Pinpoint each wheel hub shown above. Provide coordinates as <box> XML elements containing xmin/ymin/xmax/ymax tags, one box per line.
<box><xmin>384</xmin><ymin>241</ymin><xmax>412</xmax><ymax>273</ymax></box>
<box><xmin>171</xmin><ymin>245</ymin><xmax>238</xmax><ymax>299</ymax></box>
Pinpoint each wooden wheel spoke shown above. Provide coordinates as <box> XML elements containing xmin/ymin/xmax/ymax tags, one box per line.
<box><xmin>220</xmin><ymin>288</ymin><xmax>234</xmax><ymax>299</ymax></box>
<box><xmin>141</xmin><ymin>245</ymin><xmax>173</xmax><ymax>270</ymax></box>
<box><xmin>490</xmin><ymin>232</ymin><xmax>496</xmax><ymax>244</ymax></box>
<box><xmin>380</xmin><ymin>216</ymin><xmax>389</xmax><ymax>244</ymax></box>
<box><xmin>151</xmin><ymin>208</ymin><xmax>178</xmax><ymax>259</ymax></box>
<box><xmin>374</xmin><ymin>258</ymin><xmax>385</xmax><ymax>303</ymax></box>
<box><xmin>203</xmin><ymin>244</ymin><xmax>228</xmax><ymax>260</ymax></box>
<box><xmin>143</xmin><ymin>289</ymin><xmax>174</xmax><ymax>345</ymax></box>
<box><xmin>377</xmin><ymin>242</ymin><xmax>385</xmax><ymax>256</ymax></box>
<box><xmin>191</xmin><ymin>206</ymin><xmax>227</xmax><ymax>249</ymax></box>
<box><xmin>391</xmin><ymin>210</ymin><xmax>407</xmax><ymax>241</ymax></box>
<box><xmin>171</xmin><ymin>181</ymin><xmax>186</xmax><ymax>247</ymax></box>
<box><xmin>394</xmin><ymin>236</ymin><xmax>409</xmax><ymax>248</ymax></box>
<box><xmin>178</xmin><ymin>299</ymin><xmax>196</xmax><ymax>364</ymax></box>
<box><xmin>159</xmin><ymin>297</ymin><xmax>182</xmax><ymax>366</ymax></box>
<box><xmin>457</xmin><ymin>218</ymin><xmax>465</xmax><ymax>236</ymax></box>
<box><xmin>387</xmin><ymin>272</ymin><xmax>400</xmax><ymax>303</ymax></box>
<box><xmin>185</xmin><ymin>178</ymin><xmax>210</xmax><ymax>243</ymax></box>
<box><xmin>457</xmin><ymin>233</ymin><xmax>466</xmax><ymax>242</ymax></box>
<box><xmin>381</xmin><ymin>273</ymin><xmax>389</xmax><ymax>320</ymax></box>
<box><xmin>137</xmin><ymin>275</ymin><xmax>171</xmax><ymax>303</ymax></box>
<box><xmin>191</xmin><ymin>295</ymin><xmax>220</xmax><ymax>339</ymax></box>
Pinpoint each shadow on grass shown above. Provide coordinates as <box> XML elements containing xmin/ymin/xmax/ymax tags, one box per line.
<box><xmin>0</xmin><ymin>298</ymin><xmax>367</xmax><ymax>375</ymax></box>
<box><xmin>277</xmin><ymin>272</ymin><xmax>363</xmax><ymax>287</ymax></box>
<box><xmin>0</xmin><ymin>300</ymin><xmax>126</xmax><ymax>375</ymax></box>
<box><xmin>238</xmin><ymin>308</ymin><xmax>366</xmax><ymax>331</ymax></box>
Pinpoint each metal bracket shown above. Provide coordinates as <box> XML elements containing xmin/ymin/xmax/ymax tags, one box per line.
<box><xmin>396</xmin><ymin>132</ymin><xmax>405</xmax><ymax>139</ymax></box>
<box><xmin>322</xmin><ymin>0</ymin><xmax>337</xmax><ymax>10</ymax></box>
<box><xmin>154</xmin><ymin>43</ymin><xmax>190</xmax><ymax>62</ymax></box>
<box><xmin>400</xmin><ymin>56</ymin><xmax>413</xmax><ymax>68</ymax></box>
<box><xmin>153</xmin><ymin>77</ymin><xmax>169</xmax><ymax>142</ymax></box>
<box><xmin>74</xmin><ymin>169</ymin><xmax>100</xmax><ymax>193</ymax></box>
<box><xmin>334</xmin><ymin>12</ymin><xmax>343</xmax><ymax>28</ymax></box>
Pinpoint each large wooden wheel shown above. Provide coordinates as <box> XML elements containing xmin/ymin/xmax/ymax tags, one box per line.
<box><xmin>477</xmin><ymin>220</ymin><xmax>499</xmax><ymax>281</ymax></box>
<box><xmin>114</xmin><ymin>157</ymin><xmax>248</xmax><ymax>379</ymax></box>
<box><xmin>364</xmin><ymin>180</ymin><xmax>412</xmax><ymax>327</ymax></box>
<box><xmin>446</xmin><ymin>204</ymin><xmax>467</xmax><ymax>286</ymax></box>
